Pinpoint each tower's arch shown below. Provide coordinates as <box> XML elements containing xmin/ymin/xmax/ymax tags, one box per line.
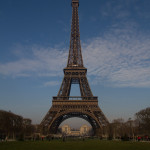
<box><xmin>49</xmin><ymin>111</ymin><xmax>101</xmax><ymax>134</ymax></box>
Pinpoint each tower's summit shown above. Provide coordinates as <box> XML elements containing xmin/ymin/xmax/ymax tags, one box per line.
<box><xmin>72</xmin><ymin>0</ymin><xmax>79</xmax><ymax>6</ymax></box>
<box><xmin>68</xmin><ymin>0</ymin><xmax>83</xmax><ymax>68</ymax></box>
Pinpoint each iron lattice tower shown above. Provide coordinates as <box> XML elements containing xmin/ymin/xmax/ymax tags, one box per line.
<box><xmin>40</xmin><ymin>0</ymin><xmax>109</xmax><ymax>136</ymax></box>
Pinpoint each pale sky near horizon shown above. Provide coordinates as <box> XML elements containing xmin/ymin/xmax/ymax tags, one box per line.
<box><xmin>0</xmin><ymin>0</ymin><xmax>150</xmax><ymax>128</ymax></box>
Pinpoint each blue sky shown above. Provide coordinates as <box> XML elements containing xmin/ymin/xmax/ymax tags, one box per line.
<box><xmin>0</xmin><ymin>0</ymin><xmax>150</xmax><ymax>127</ymax></box>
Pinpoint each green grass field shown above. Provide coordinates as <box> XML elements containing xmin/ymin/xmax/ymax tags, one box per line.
<box><xmin>0</xmin><ymin>140</ymin><xmax>150</xmax><ymax>150</ymax></box>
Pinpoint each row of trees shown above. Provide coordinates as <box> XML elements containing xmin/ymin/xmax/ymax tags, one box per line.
<box><xmin>0</xmin><ymin>107</ymin><xmax>150</xmax><ymax>140</ymax></box>
<box><xmin>108</xmin><ymin>107</ymin><xmax>150</xmax><ymax>140</ymax></box>
<box><xmin>0</xmin><ymin>110</ymin><xmax>35</xmax><ymax>140</ymax></box>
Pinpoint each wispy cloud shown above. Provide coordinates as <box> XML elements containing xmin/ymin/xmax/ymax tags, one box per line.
<box><xmin>99</xmin><ymin>0</ymin><xmax>150</xmax><ymax>21</ymax></box>
<box><xmin>0</xmin><ymin>21</ymin><xmax>150</xmax><ymax>88</ymax></box>
<box><xmin>82</xmin><ymin>25</ymin><xmax>150</xmax><ymax>87</ymax></box>
<box><xmin>99</xmin><ymin>0</ymin><xmax>130</xmax><ymax>19</ymax></box>
<box><xmin>0</xmin><ymin>46</ymin><xmax>67</xmax><ymax>78</ymax></box>
<box><xmin>44</xmin><ymin>81</ymin><xmax>60</xmax><ymax>87</ymax></box>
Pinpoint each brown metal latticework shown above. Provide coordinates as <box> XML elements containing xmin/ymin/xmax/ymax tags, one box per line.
<box><xmin>40</xmin><ymin>0</ymin><xmax>109</xmax><ymax>136</ymax></box>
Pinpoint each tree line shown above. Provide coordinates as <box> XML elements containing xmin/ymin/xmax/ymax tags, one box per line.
<box><xmin>0</xmin><ymin>110</ymin><xmax>36</xmax><ymax>141</ymax></box>
<box><xmin>0</xmin><ymin>107</ymin><xmax>150</xmax><ymax>141</ymax></box>
<box><xmin>107</xmin><ymin>107</ymin><xmax>150</xmax><ymax>140</ymax></box>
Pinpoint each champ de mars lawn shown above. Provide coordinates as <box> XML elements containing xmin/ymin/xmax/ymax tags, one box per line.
<box><xmin>0</xmin><ymin>140</ymin><xmax>150</xmax><ymax>150</ymax></box>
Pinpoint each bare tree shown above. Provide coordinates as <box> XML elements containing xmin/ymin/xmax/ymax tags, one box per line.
<box><xmin>0</xmin><ymin>110</ymin><xmax>23</xmax><ymax>139</ymax></box>
<box><xmin>136</xmin><ymin>107</ymin><xmax>150</xmax><ymax>135</ymax></box>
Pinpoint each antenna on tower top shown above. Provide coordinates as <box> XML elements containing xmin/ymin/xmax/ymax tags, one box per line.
<box><xmin>72</xmin><ymin>0</ymin><xmax>79</xmax><ymax>7</ymax></box>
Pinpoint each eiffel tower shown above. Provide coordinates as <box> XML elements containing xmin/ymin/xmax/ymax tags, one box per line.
<box><xmin>40</xmin><ymin>0</ymin><xmax>109</xmax><ymax>136</ymax></box>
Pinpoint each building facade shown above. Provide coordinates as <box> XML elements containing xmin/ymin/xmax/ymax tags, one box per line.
<box><xmin>61</xmin><ymin>124</ymin><xmax>91</xmax><ymax>136</ymax></box>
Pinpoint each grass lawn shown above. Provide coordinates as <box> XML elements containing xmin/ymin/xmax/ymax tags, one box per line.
<box><xmin>0</xmin><ymin>140</ymin><xmax>150</xmax><ymax>150</ymax></box>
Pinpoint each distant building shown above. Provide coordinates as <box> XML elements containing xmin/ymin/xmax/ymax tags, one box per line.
<box><xmin>61</xmin><ymin>124</ymin><xmax>91</xmax><ymax>136</ymax></box>
<box><xmin>80</xmin><ymin>125</ymin><xmax>90</xmax><ymax>136</ymax></box>
<box><xmin>62</xmin><ymin>125</ymin><xmax>71</xmax><ymax>135</ymax></box>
